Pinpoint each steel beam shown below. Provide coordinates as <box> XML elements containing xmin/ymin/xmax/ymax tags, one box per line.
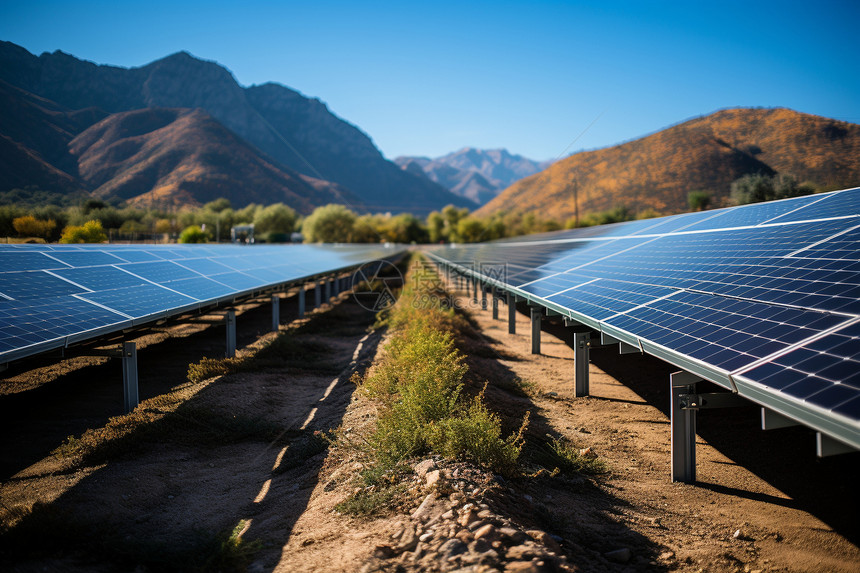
<box><xmin>122</xmin><ymin>341</ymin><xmax>139</xmax><ymax>414</ymax></box>
<box><xmin>530</xmin><ymin>306</ymin><xmax>541</xmax><ymax>355</ymax></box>
<box><xmin>492</xmin><ymin>291</ymin><xmax>499</xmax><ymax>320</ymax></box>
<box><xmin>225</xmin><ymin>310</ymin><xmax>236</xmax><ymax>358</ymax></box>
<box><xmin>671</xmin><ymin>371</ymin><xmax>701</xmax><ymax>483</ymax></box>
<box><xmin>472</xmin><ymin>277</ymin><xmax>479</xmax><ymax>305</ymax></box>
<box><xmin>271</xmin><ymin>295</ymin><xmax>280</xmax><ymax>331</ymax></box>
<box><xmin>481</xmin><ymin>284</ymin><xmax>487</xmax><ymax>310</ymax></box>
<box><xmin>298</xmin><ymin>285</ymin><xmax>306</xmax><ymax>318</ymax></box>
<box><xmin>817</xmin><ymin>433</ymin><xmax>857</xmax><ymax>457</ymax></box>
<box><xmin>507</xmin><ymin>292</ymin><xmax>517</xmax><ymax>334</ymax></box>
<box><xmin>574</xmin><ymin>330</ymin><xmax>590</xmax><ymax>397</ymax></box>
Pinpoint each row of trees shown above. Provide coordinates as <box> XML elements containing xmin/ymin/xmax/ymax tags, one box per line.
<box><xmin>0</xmin><ymin>172</ymin><xmax>830</xmax><ymax>244</ymax></box>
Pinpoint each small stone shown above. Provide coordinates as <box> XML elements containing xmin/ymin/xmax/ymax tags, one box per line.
<box><xmin>499</xmin><ymin>527</ymin><xmax>528</xmax><ymax>544</ymax></box>
<box><xmin>458</xmin><ymin>508</ymin><xmax>478</xmax><ymax>527</ymax></box>
<box><xmin>578</xmin><ymin>427</ymin><xmax>591</xmax><ymax>434</ymax></box>
<box><xmin>504</xmin><ymin>561</ymin><xmax>539</xmax><ymax>573</ymax></box>
<box><xmin>477</xmin><ymin>509</ymin><xmax>493</xmax><ymax>519</ymax></box>
<box><xmin>411</xmin><ymin>493</ymin><xmax>437</xmax><ymax>521</ymax></box>
<box><xmin>301</xmin><ymin>538</ymin><xmax>315</xmax><ymax>547</ymax></box>
<box><xmin>579</xmin><ymin>447</ymin><xmax>597</xmax><ymax>458</ymax></box>
<box><xmin>469</xmin><ymin>538</ymin><xmax>493</xmax><ymax>554</ymax></box>
<box><xmin>474</xmin><ymin>524</ymin><xmax>498</xmax><ymax>541</ymax></box>
<box><xmin>468</xmin><ymin>520</ymin><xmax>487</xmax><ymax>531</ymax></box>
<box><xmin>659</xmin><ymin>550</ymin><xmax>675</xmax><ymax>560</ymax></box>
<box><xmin>455</xmin><ymin>529</ymin><xmax>473</xmax><ymax>543</ymax></box>
<box><xmin>649</xmin><ymin>517</ymin><xmax>663</xmax><ymax>528</ymax></box>
<box><xmin>604</xmin><ymin>548</ymin><xmax>632</xmax><ymax>563</ymax></box>
<box><xmin>442</xmin><ymin>510</ymin><xmax>455</xmax><ymax>520</ymax></box>
<box><xmin>419</xmin><ymin>532</ymin><xmax>434</xmax><ymax>543</ymax></box>
<box><xmin>523</xmin><ymin>494</ymin><xmax>533</xmax><ymax>502</ymax></box>
<box><xmin>397</xmin><ymin>527</ymin><xmax>418</xmax><ymax>552</ymax></box>
<box><xmin>526</xmin><ymin>529</ymin><xmax>561</xmax><ymax>553</ymax></box>
<box><xmin>506</xmin><ymin>544</ymin><xmax>538</xmax><ymax>560</ymax></box>
<box><xmin>426</xmin><ymin>469</ymin><xmax>442</xmax><ymax>488</ymax></box>
<box><xmin>414</xmin><ymin>459</ymin><xmax>437</xmax><ymax>477</ymax></box>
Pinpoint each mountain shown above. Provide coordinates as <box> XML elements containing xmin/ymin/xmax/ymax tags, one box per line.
<box><xmin>395</xmin><ymin>148</ymin><xmax>549</xmax><ymax>205</ymax></box>
<box><xmin>477</xmin><ymin>108</ymin><xmax>860</xmax><ymax>219</ymax></box>
<box><xmin>70</xmin><ymin>108</ymin><xmax>359</xmax><ymax>212</ymax></box>
<box><xmin>0</xmin><ymin>41</ymin><xmax>473</xmax><ymax>214</ymax></box>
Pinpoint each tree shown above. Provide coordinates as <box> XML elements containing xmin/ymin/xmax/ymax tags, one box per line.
<box><xmin>13</xmin><ymin>215</ymin><xmax>56</xmax><ymax>239</ymax></box>
<box><xmin>383</xmin><ymin>213</ymin><xmax>428</xmax><ymax>244</ymax></box>
<box><xmin>455</xmin><ymin>217</ymin><xmax>486</xmax><ymax>243</ymax></box>
<box><xmin>178</xmin><ymin>225</ymin><xmax>210</xmax><ymax>243</ymax></box>
<box><xmin>731</xmin><ymin>173</ymin><xmax>817</xmax><ymax>205</ymax></box>
<box><xmin>687</xmin><ymin>190</ymin><xmax>711</xmax><ymax>211</ymax></box>
<box><xmin>253</xmin><ymin>203</ymin><xmax>298</xmax><ymax>237</ymax></box>
<box><xmin>60</xmin><ymin>220</ymin><xmax>108</xmax><ymax>243</ymax></box>
<box><xmin>301</xmin><ymin>204</ymin><xmax>357</xmax><ymax>243</ymax></box>
<box><xmin>427</xmin><ymin>211</ymin><xmax>446</xmax><ymax>243</ymax></box>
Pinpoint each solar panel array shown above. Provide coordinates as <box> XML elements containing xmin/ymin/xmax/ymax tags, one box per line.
<box><xmin>0</xmin><ymin>243</ymin><xmax>402</xmax><ymax>364</ymax></box>
<box><xmin>429</xmin><ymin>188</ymin><xmax>860</xmax><ymax>449</ymax></box>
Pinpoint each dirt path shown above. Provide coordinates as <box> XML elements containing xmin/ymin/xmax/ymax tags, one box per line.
<box><xmin>1</xmin><ymin>274</ymin><xmax>859</xmax><ymax>572</ymax></box>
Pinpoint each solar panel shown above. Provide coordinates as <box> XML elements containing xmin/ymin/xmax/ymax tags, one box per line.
<box><xmin>429</xmin><ymin>187</ymin><xmax>860</xmax><ymax>449</ymax></box>
<box><xmin>0</xmin><ymin>243</ymin><xmax>404</xmax><ymax>365</ymax></box>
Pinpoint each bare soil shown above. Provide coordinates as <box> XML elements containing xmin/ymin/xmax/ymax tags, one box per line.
<box><xmin>1</xmin><ymin>282</ymin><xmax>859</xmax><ymax>572</ymax></box>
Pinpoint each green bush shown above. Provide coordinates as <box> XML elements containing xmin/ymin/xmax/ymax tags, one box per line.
<box><xmin>178</xmin><ymin>225</ymin><xmax>210</xmax><ymax>243</ymax></box>
<box><xmin>59</xmin><ymin>220</ymin><xmax>107</xmax><ymax>243</ymax></box>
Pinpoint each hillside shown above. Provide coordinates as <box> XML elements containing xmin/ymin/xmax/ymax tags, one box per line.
<box><xmin>70</xmin><ymin>108</ymin><xmax>359</xmax><ymax>212</ymax></box>
<box><xmin>395</xmin><ymin>148</ymin><xmax>549</xmax><ymax>205</ymax></box>
<box><xmin>477</xmin><ymin>108</ymin><xmax>860</xmax><ymax>219</ymax></box>
<box><xmin>0</xmin><ymin>41</ymin><xmax>472</xmax><ymax>214</ymax></box>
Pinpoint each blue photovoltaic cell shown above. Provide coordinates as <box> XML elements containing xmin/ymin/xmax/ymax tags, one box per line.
<box><xmin>0</xmin><ymin>271</ymin><xmax>88</xmax><ymax>300</ymax></box>
<box><xmin>175</xmin><ymin>258</ymin><xmax>235</xmax><ymax>275</ymax></box>
<box><xmin>0</xmin><ymin>296</ymin><xmax>126</xmax><ymax>352</ymax></box>
<box><xmin>546</xmin><ymin>280</ymin><xmax>678</xmax><ymax>321</ymax></box>
<box><xmin>107</xmin><ymin>250</ymin><xmax>165</xmax><ymax>263</ymax></box>
<box><xmin>51</xmin><ymin>266</ymin><xmax>147</xmax><ymax>291</ymax></box>
<box><xmin>118</xmin><ymin>261</ymin><xmax>201</xmax><ymax>284</ymax></box>
<box><xmin>0</xmin><ymin>251</ymin><xmax>67</xmax><ymax>271</ymax></box>
<box><xmin>741</xmin><ymin>321</ymin><xmax>860</xmax><ymax>419</ymax></box>
<box><xmin>161</xmin><ymin>277</ymin><xmax>235</xmax><ymax>300</ymax></box>
<box><xmin>605</xmin><ymin>291</ymin><xmax>848</xmax><ymax>373</ymax></box>
<box><xmin>78</xmin><ymin>284</ymin><xmax>198</xmax><ymax>318</ymax></box>
<box><xmin>767</xmin><ymin>187</ymin><xmax>860</xmax><ymax>224</ymax></box>
<box><xmin>46</xmin><ymin>251</ymin><xmax>126</xmax><ymax>267</ymax></box>
<box><xmin>208</xmin><ymin>271</ymin><xmax>268</xmax><ymax>291</ymax></box>
<box><xmin>519</xmin><ymin>274</ymin><xmax>597</xmax><ymax>298</ymax></box>
<box><xmin>679</xmin><ymin>194</ymin><xmax>826</xmax><ymax>232</ymax></box>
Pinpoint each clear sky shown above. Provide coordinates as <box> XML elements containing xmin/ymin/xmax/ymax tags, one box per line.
<box><xmin>2</xmin><ymin>0</ymin><xmax>859</xmax><ymax>161</ymax></box>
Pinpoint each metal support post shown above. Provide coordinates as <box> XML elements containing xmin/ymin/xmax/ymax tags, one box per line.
<box><xmin>574</xmin><ymin>331</ymin><xmax>590</xmax><ymax>397</ymax></box>
<box><xmin>315</xmin><ymin>280</ymin><xmax>322</xmax><ymax>308</ymax></box>
<box><xmin>122</xmin><ymin>341</ymin><xmax>138</xmax><ymax>414</ymax></box>
<box><xmin>225</xmin><ymin>310</ymin><xmax>236</xmax><ymax>358</ymax></box>
<box><xmin>472</xmin><ymin>278</ymin><xmax>479</xmax><ymax>305</ymax></box>
<box><xmin>671</xmin><ymin>371</ymin><xmax>700</xmax><ymax>483</ymax></box>
<box><xmin>492</xmin><ymin>291</ymin><xmax>499</xmax><ymax>320</ymax></box>
<box><xmin>325</xmin><ymin>277</ymin><xmax>332</xmax><ymax>302</ymax></box>
<box><xmin>481</xmin><ymin>284</ymin><xmax>487</xmax><ymax>310</ymax></box>
<box><xmin>465</xmin><ymin>275</ymin><xmax>471</xmax><ymax>296</ymax></box>
<box><xmin>271</xmin><ymin>295</ymin><xmax>280</xmax><ymax>331</ymax></box>
<box><xmin>508</xmin><ymin>292</ymin><xmax>517</xmax><ymax>334</ymax></box>
<box><xmin>530</xmin><ymin>306</ymin><xmax>542</xmax><ymax>355</ymax></box>
<box><xmin>298</xmin><ymin>285</ymin><xmax>306</xmax><ymax>318</ymax></box>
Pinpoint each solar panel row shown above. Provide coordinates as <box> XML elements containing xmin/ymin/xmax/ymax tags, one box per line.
<box><xmin>0</xmin><ymin>243</ymin><xmax>403</xmax><ymax>364</ymax></box>
<box><xmin>428</xmin><ymin>188</ymin><xmax>860</xmax><ymax>449</ymax></box>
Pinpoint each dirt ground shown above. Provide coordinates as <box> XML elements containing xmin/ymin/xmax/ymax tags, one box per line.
<box><xmin>1</xmin><ymin>278</ymin><xmax>859</xmax><ymax>572</ymax></box>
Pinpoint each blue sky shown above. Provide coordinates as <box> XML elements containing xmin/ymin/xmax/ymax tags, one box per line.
<box><xmin>2</xmin><ymin>0</ymin><xmax>859</xmax><ymax>161</ymax></box>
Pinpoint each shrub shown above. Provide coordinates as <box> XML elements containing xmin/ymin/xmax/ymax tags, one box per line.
<box><xmin>12</xmin><ymin>215</ymin><xmax>56</xmax><ymax>239</ymax></box>
<box><xmin>178</xmin><ymin>225</ymin><xmax>210</xmax><ymax>243</ymax></box>
<box><xmin>59</xmin><ymin>220</ymin><xmax>107</xmax><ymax>243</ymax></box>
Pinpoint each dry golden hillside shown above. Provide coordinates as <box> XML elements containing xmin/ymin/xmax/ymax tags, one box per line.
<box><xmin>477</xmin><ymin>108</ymin><xmax>860</xmax><ymax>219</ymax></box>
